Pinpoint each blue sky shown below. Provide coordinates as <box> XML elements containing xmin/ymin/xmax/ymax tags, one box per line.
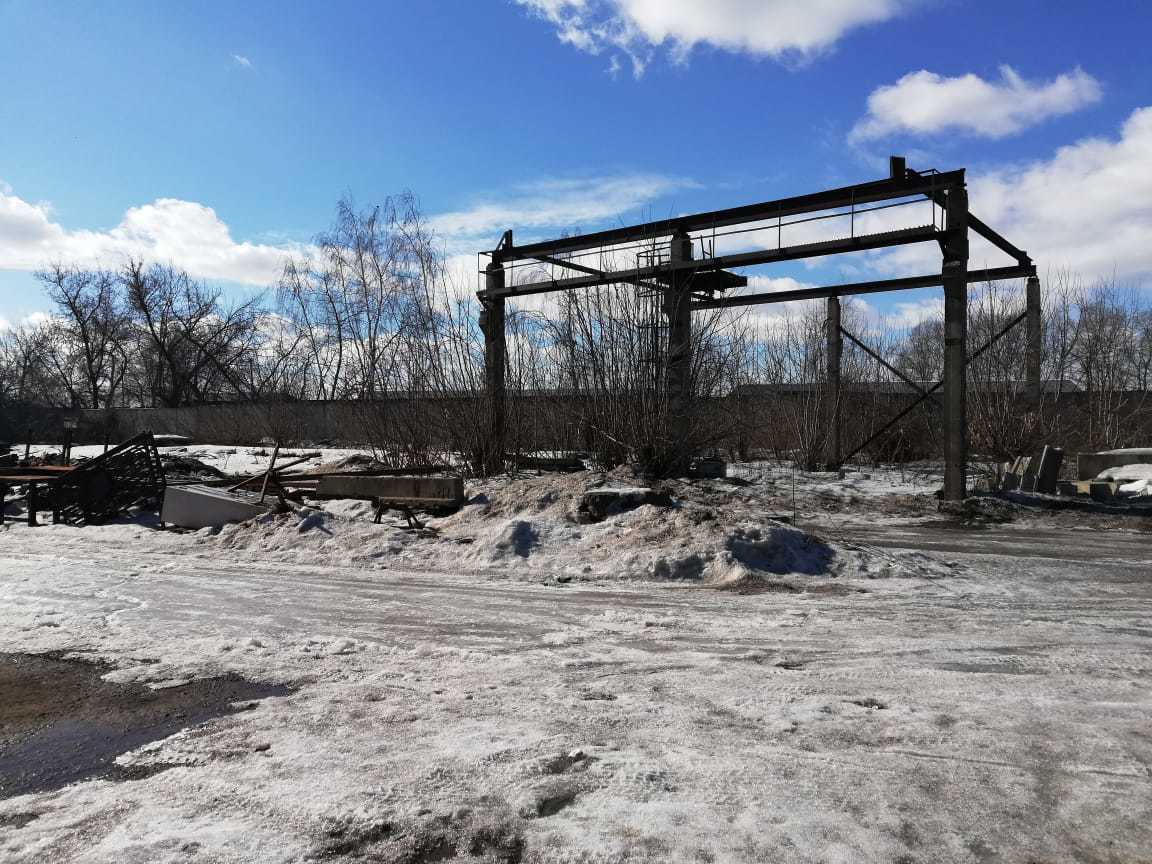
<box><xmin>2</xmin><ymin>0</ymin><xmax>1150</xmax><ymax>327</ymax></box>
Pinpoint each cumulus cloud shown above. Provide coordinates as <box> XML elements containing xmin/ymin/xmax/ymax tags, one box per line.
<box><xmin>0</xmin><ymin>186</ymin><xmax>302</xmax><ymax>285</ymax></box>
<box><xmin>515</xmin><ymin>0</ymin><xmax>911</xmax><ymax>75</ymax></box>
<box><xmin>852</xmin><ymin>66</ymin><xmax>1102</xmax><ymax>140</ymax></box>
<box><xmin>869</xmin><ymin>105</ymin><xmax>1152</xmax><ymax>282</ymax></box>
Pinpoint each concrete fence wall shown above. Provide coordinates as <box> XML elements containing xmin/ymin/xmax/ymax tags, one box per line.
<box><xmin>4</xmin><ymin>388</ymin><xmax>1151</xmax><ymax>461</ymax></box>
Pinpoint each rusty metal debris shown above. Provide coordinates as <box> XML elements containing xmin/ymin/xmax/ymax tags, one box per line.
<box><xmin>53</xmin><ymin>432</ymin><xmax>166</xmax><ymax>526</ymax></box>
<box><xmin>1</xmin><ymin>432</ymin><xmax>166</xmax><ymax>526</ymax></box>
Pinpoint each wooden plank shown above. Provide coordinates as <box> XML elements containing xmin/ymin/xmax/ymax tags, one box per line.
<box><xmin>258</xmin><ymin>443</ymin><xmax>280</xmax><ymax>505</ymax></box>
<box><xmin>316</xmin><ymin>475</ymin><xmax>464</xmax><ymax>504</ymax></box>
<box><xmin>226</xmin><ymin>452</ymin><xmax>320</xmax><ymax>492</ymax></box>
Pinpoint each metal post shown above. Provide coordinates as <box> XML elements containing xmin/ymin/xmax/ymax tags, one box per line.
<box><xmin>481</xmin><ymin>258</ymin><xmax>507</xmax><ymax>476</ymax></box>
<box><xmin>1026</xmin><ymin>275</ymin><xmax>1042</xmax><ymax>410</ymax></box>
<box><xmin>666</xmin><ymin>229</ymin><xmax>694</xmax><ymax>470</ymax></box>
<box><xmin>825</xmin><ymin>296</ymin><xmax>842</xmax><ymax>470</ymax></box>
<box><xmin>27</xmin><ymin>481</ymin><xmax>38</xmax><ymax>527</ymax></box>
<box><xmin>942</xmin><ymin>182</ymin><xmax>969</xmax><ymax>500</ymax></box>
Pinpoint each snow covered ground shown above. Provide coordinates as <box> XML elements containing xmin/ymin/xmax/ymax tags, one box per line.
<box><xmin>1</xmin><ymin>465</ymin><xmax>1151</xmax><ymax>862</ymax></box>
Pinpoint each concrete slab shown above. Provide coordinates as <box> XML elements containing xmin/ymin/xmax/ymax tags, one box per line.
<box><xmin>161</xmin><ymin>484</ymin><xmax>271</xmax><ymax>529</ymax></box>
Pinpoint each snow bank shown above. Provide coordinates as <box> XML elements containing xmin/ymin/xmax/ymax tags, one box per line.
<box><xmin>195</xmin><ymin>471</ymin><xmax>952</xmax><ymax>586</ymax></box>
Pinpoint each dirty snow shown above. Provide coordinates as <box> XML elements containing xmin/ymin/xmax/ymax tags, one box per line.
<box><xmin>1</xmin><ymin>464</ymin><xmax>1151</xmax><ymax>862</ymax></box>
<box><xmin>189</xmin><ymin>470</ymin><xmax>954</xmax><ymax>586</ymax></box>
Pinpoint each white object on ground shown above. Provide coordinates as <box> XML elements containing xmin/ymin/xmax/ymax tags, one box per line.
<box><xmin>161</xmin><ymin>484</ymin><xmax>271</xmax><ymax>529</ymax></box>
<box><xmin>1095</xmin><ymin>463</ymin><xmax>1152</xmax><ymax>482</ymax></box>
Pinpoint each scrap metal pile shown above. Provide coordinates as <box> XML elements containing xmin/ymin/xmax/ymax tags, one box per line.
<box><xmin>53</xmin><ymin>433</ymin><xmax>166</xmax><ymax>525</ymax></box>
<box><xmin>161</xmin><ymin>446</ymin><xmax>465</xmax><ymax>531</ymax></box>
<box><xmin>0</xmin><ymin>432</ymin><xmax>166</xmax><ymax>526</ymax></box>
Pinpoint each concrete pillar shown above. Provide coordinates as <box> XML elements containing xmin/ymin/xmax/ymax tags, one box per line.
<box><xmin>824</xmin><ymin>296</ymin><xmax>842</xmax><ymax>470</ymax></box>
<box><xmin>665</xmin><ymin>230</ymin><xmax>694</xmax><ymax>466</ymax></box>
<box><xmin>942</xmin><ymin>183</ymin><xmax>969</xmax><ymax>501</ymax></box>
<box><xmin>1026</xmin><ymin>275</ymin><xmax>1042</xmax><ymax>410</ymax></box>
<box><xmin>481</xmin><ymin>259</ymin><xmax>506</xmax><ymax>476</ymax></box>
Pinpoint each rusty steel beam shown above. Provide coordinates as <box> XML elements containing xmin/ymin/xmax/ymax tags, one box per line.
<box><xmin>488</xmin><ymin>226</ymin><xmax>943</xmax><ymax>299</ymax></box>
<box><xmin>824</xmin><ymin>297</ymin><xmax>842</xmax><ymax>470</ymax></box>
<box><xmin>837</xmin><ymin>307</ymin><xmax>1028</xmax><ymax>468</ymax></box>
<box><xmin>691</xmin><ymin>265</ymin><xmax>1034</xmax><ymax>310</ymax></box>
<box><xmin>1026</xmin><ymin>275</ymin><xmax>1043</xmax><ymax>409</ymax></box>
<box><xmin>941</xmin><ymin>185</ymin><xmax>969</xmax><ymax>501</ymax></box>
<box><xmin>482</xmin><ymin>259</ymin><xmax>507</xmax><ymax>476</ymax></box>
<box><xmin>839</xmin><ymin>326</ymin><xmax>933</xmax><ymax>400</ymax></box>
<box><xmin>527</xmin><ymin>253</ymin><xmax>666</xmax><ymax>294</ymax></box>
<box><xmin>907</xmin><ymin>168</ymin><xmax>1033</xmax><ymax>267</ymax></box>
<box><xmin>493</xmin><ymin>170</ymin><xmax>965</xmax><ymax>263</ymax></box>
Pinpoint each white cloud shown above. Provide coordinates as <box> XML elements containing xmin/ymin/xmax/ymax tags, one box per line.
<box><xmin>870</xmin><ymin>105</ymin><xmax>1152</xmax><ymax>283</ymax></box>
<box><xmin>718</xmin><ymin>275</ymin><xmax>940</xmax><ymax>333</ymax></box>
<box><xmin>884</xmin><ymin>297</ymin><xmax>942</xmax><ymax>328</ymax></box>
<box><xmin>717</xmin><ymin>275</ymin><xmax>818</xmax><ymax>332</ymax></box>
<box><xmin>0</xmin><ymin>186</ymin><xmax>302</xmax><ymax>286</ymax></box>
<box><xmin>0</xmin><ymin>172</ymin><xmax>690</xmax><ymax>302</ymax></box>
<box><xmin>515</xmin><ymin>0</ymin><xmax>911</xmax><ymax>76</ymax></box>
<box><xmin>852</xmin><ymin>66</ymin><xmax>1102</xmax><ymax>140</ymax></box>
<box><xmin>737</xmin><ymin>275</ymin><xmax>816</xmax><ymax>296</ymax></box>
<box><xmin>429</xmin><ymin>173</ymin><xmax>696</xmax><ymax>247</ymax></box>
<box><xmin>231</xmin><ymin>54</ymin><xmax>253</xmax><ymax>69</ymax></box>
<box><xmin>0</xmin><ymin>311</ymin><xmax>53</xmax><ymax>333</ymax></box>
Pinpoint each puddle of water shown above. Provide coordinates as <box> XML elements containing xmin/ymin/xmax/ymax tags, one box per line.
<box><xmin>0</xmin><ymin>653</ymin><xmax>292</xmax><ymax>798</ymax></box>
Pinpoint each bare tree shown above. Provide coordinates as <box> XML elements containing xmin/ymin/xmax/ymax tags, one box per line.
<box><xmin>37</xmin><ymin>264</ymin><xmax>127</xmax><ymax>408</ymax></box>
<box><xmin>124</xmin><ymin>261</ymin><xmax>262</xmax><ymax>407</ymax></box>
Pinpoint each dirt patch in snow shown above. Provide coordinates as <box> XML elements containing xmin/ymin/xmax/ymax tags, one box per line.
<box><xmin>311</xmin><ymin>805</ymin><xmax>524</xmax><ymax>862</ymax></box>
<box><xmin>0</xmin><ymin>652</ymin><xmax>292</xmax><ymax>797</ymax></box>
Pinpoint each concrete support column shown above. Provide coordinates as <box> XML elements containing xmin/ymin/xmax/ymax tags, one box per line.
<box><xmin>942</xmin><ymin>183</ymin><xmax>969</xmax><ymax>501</ymax></box>
<box><xmin>1026</xmin><ymin>275</ymin><xmax>1042</xmax><ymax>410</ymax></box>
<box><xmin>824</xmin><ymin>295</ymin><xmax>842</xmax><ymax>470</ymax></box>
<box><xmin>481</xmin><ymin>259</ymin><xmax>507</xmax><ymax>476</ymax></box>
<box><xmin>665</xmin><ymin>230</ymin><xmax>694</xmax><ymax>466</ymax></box>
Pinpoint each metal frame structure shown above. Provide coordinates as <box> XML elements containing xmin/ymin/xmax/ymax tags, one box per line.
<box><xmin>478</xmin><ymin>157</ymin><xmax>1040</xmax><ymax>499</ymax></box>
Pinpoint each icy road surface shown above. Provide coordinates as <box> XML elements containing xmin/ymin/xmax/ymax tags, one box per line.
<box><xmin>1</xmin><ymin>522</ymin><xmax>1151</xmax><ymax>862</ymax></box>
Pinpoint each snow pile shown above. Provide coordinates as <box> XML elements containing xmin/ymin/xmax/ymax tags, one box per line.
<box><xmin>208</xmin><ymin>507</ymin><xmax>429</xmax><ymax>568</ymax></box>
<box><xmin>196</xmin><ymin>471</ymin><xmax>953</xmax><ymax>586</ymax></box>
<box><xmin>1095</xmin><ymin>463</ymin><xmax>1152</xmax><ymax>497</ymax></box>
